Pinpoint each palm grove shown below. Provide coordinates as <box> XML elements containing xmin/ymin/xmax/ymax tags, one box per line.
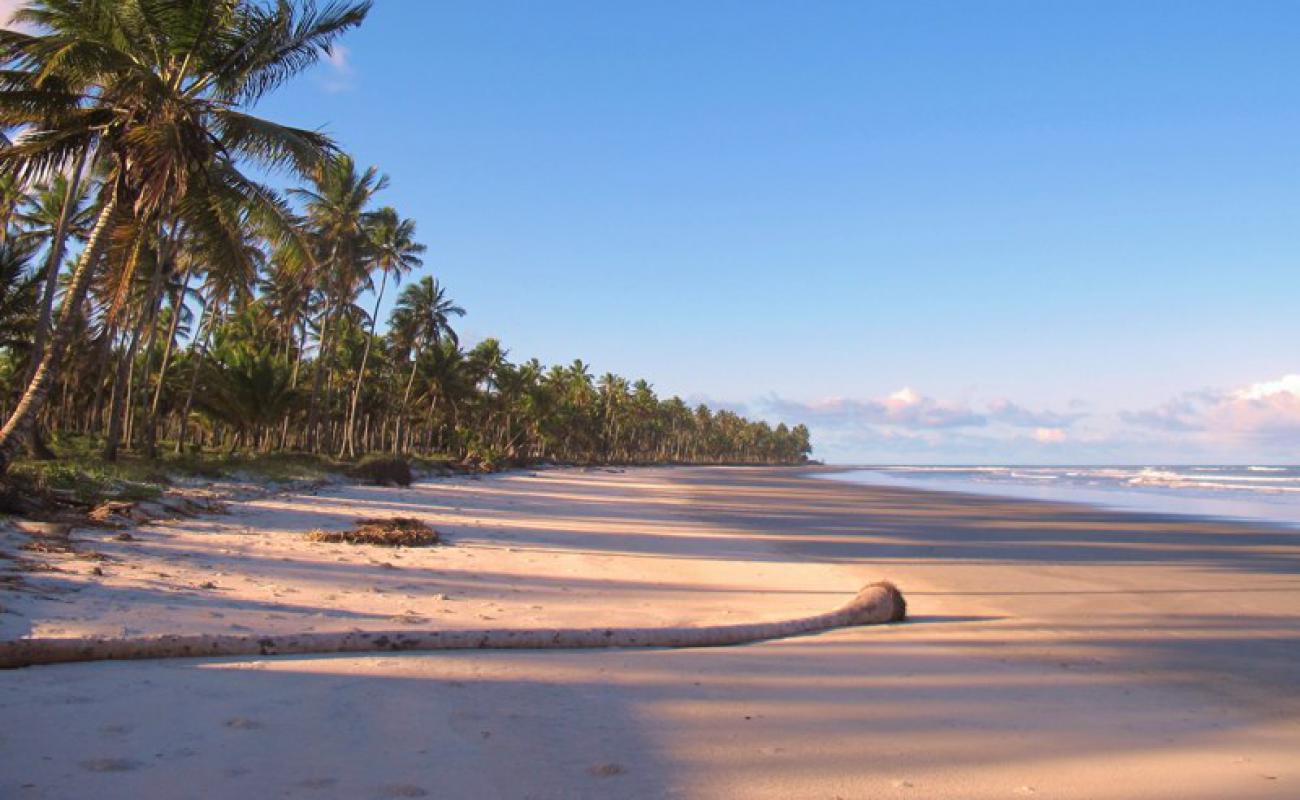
<box><xmin>0</xmin><ymin>0</ymin><xmax>811</xmax><ymax>480</ymax></box>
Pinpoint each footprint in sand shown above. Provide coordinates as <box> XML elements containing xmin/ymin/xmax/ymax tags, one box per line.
<box><xmin>297</xmin><ymin>777</ymin><xmax>338</xmax><ymax>790</ymax></box>
<box><xmin>379</xmin><ymin>784</ymin><xmax>428</xmax><ymax>797</ymax></box>
<box><xmin>223</xmin><ymin>717</ymin><xmax>264</xmax><ymax>730</ymax></box>
<box><xmin>79</xmin><ymin>758</ymin><xmax>142</xmax><ymax>773</ymax></box>
<box><xmin>588</xmin><ymin>763</ymin><xmax>626</xmax><ymax>777</ymax></box>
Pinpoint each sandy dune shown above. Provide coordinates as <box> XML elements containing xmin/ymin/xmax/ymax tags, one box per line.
<box><xmin>1</xmin><ymin>466</ymin><xmax>1297</xmax><ymax>798</ymax></box>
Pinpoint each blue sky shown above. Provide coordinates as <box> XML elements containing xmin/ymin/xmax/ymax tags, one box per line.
<box><xmin>256</xmin><ymin>1</ymin><xmax>1300</xmax><ymax>463</ymax></box>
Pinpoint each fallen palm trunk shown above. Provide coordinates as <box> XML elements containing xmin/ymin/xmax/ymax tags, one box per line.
<box><xmin>0</xmin><ymin>582</ymin><xmax>905</xmax><ymax>669</ymax></box>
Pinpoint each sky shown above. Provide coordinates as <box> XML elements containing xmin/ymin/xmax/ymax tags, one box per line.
<box><xmin>40</xmin><ymin>0</ymin><xmax>1300</xmax><ymax>464</ymax></box>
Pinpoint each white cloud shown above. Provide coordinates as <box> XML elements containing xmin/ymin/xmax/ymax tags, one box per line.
<box><xmin>1034</xmin><ymin>427</ymin><xmax>1067</xmax><ymax>444</ymax></box>
<box><xmin>1212</xmin><ymin>374</ymin><xmax>1300</xmax><ymax>437</ymax></box>
<box><xmin>763</xmin><ymin>388</ymin><xmax>1080</xmax><ymax>434</ymax></box>
<box><xmin>1233</xmin><ymin>374</ymin><xmax>1300</xmax><ymax>402</ymax></box>
<box><xmin>325</xmin><ymin>44</ymin><xmax>351</xmax><ymax>72</ymax></box>
<box><xmin>732</xmin><ymin>374</ymin><xmax>1300</xmax><ymax>462</ymax></box>
<box><xmin>1124</xmin><ymin>374</ymin><xmax>1300</xmax><ymax>442</ymax></box>
<box><xmin>987</xmin><ymin>398</ymin><xmax>1084</xmax><ymax>428</ymax></box>
<box><xmin>1118</xmin><ymin>393</ymin><xmax>1207</xmax><ymax>432</ymax></box>
<box><xmin>770</xmin><ymin>388</ymin><xmax>986</xmax><ymax>430</ymax></box>
<box><xmin>320</xmin><ymin>44</ymin><xmax>356</xmax><ymax>93</ymax></box>
<box><xmin>886</xmin><ymin>387</ymin><xmax>920</xmax><ymax>406</ymax></box>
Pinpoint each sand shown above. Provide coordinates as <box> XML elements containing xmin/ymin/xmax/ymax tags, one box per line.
<box><xmin>1</xmin><ymin>465</ymin><xmax>1297</xmax><ymax>798</ymax></box>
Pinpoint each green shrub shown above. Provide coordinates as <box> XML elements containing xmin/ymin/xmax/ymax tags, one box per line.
<box><xmin>8</xmin><ymin>459</ymin><xmax>165</xmax><ymax>505</ymax></box>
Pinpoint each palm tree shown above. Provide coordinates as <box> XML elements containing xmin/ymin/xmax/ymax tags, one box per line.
<box><xmin>9</xmin><ymin>170</ymin><xmax>95</xmax><ymax>457</ymax></box>
<box><xmin>16</xmin><ymin>164</ymin><xmax>95</xmax><ymax>358</ymax></box>
<box><xmin>0</xmin><ymin>240</ymin><xmax>39</xmax><ymax>356</ymax></box>
<box><xmin>198</xmin><ymin>308</ymin><xmax>299</xmax><ymax>452</ymax></box>
<box><xmin>389</xmin><ymin>276</ymin><xmax>463</xmax><ymax>453</ymax></box>
<box><xmin>290</xmin><ymin>153</ymin><xmax>387</xmax><ymax>453</ymax></box>
<box><xmin>139</xmin><ymin>233</ymin><xmax>203</xmax><ymax>457</ymax></box>
<box><xmin>0</xmin><ymin>172</ymin><xmax>26</xmax><ymax>244</ymax></box>
<box><xmin>173</xmin><ymin>219</ymin><xmax>268</xmax><ymax>454</ymax></box>
<box><xmin>341</xmin><ymin>206</ymin><xmax>424</xmax><ymax>457</ymax></box>
<box><xmin>261</xmin><ymin>253</ymin><xmax>320</xmax><ymax>360</ymax></box>
<box><xmin>0</xmin><ymin>0</ymin><xmax>370</xmax><ymax>475</ymax></box>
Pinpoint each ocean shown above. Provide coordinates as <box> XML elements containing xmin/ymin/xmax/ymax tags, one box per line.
<box><xmin>823</xmin><ymin>465</ymin><xmax>1300</xmax><ymax>528</ymax></box>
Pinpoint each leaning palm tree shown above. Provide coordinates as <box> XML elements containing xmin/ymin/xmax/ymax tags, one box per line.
<box><xmin>340</xmin><ymin>206</ymin><xmax>424</xmax><ymax>456</ymax></box>
<box><xmin>0</xmin><ymin>0</ymin><xmax>370</xmax><ymax>475</ymax></box>
<box><xmin>11</xmin><ymin>170</ymin><xmax>94</xmax><ymax>457</ymax></box>
<box><xmin>15</xmin><ymin>170</ymin><xmax>95</xmax><ymax>357</ymax></box>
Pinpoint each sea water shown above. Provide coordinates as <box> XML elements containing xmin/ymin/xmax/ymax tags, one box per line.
<box><xmin>823</xmin><ymin>465</ymin><xmax>1300</xmax><ymax>528</ymax></box>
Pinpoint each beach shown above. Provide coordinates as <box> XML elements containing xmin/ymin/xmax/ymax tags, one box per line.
<box><xmin>2</xmin><ymin>466</ymin><xmax>1297</xmax><ymax>798</ymax></box>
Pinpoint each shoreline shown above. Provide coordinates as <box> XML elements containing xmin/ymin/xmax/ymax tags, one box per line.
<box><xmin>2</xmin><ymin>466</ymin><xmax>1297</xmax><ymax>798</ymax></box>
<box><xmin>816</xmin><ymin>463</ymin><xmax>1300</xmax><ymax>531</ymax></box>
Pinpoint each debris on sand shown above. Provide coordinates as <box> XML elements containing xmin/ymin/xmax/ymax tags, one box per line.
<box><xmin>87</xmin><ymin>500</ymin><xmax>147</xmax><ymax>528</ymax></box>
<box><xmin>306</xmin><ymin>517</ymin><xmax>439</xmax><ymax>547</ymax></box>
<box><xmin>347</xmin><ymin>456</ymin><xmax>413</xmax><ymax>487</ymax></box>
<box><xmin>14</xmin><ymin>520</ymin><xmax>106</xmax><ymax>562</ymax></box>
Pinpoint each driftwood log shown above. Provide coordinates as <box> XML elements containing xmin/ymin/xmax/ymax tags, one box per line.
<box><xmin>0</xmin><ymin>581</ymin><xmax>905</xmax><ymax>669</ymax></box>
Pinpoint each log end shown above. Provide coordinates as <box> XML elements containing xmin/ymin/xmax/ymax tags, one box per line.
<box><xmin>848</xmin><ymin>581</ymin><xmax>907</xmax><ymax>624</ymax></box>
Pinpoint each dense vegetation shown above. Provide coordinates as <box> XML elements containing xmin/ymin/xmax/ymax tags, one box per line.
<box><xmin>0</xmin><ymin>0</ymin><xmax>811</xmax><ymax>480</ymax></box>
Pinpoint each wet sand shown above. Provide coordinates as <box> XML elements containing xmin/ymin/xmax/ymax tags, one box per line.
<box><xmin>1</xmin><ymin>466</ymin><xmax>1297</xmax><ymax>798</ymax></box>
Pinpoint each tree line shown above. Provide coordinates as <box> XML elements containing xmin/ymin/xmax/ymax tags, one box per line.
<box><xmin>0</xmin><ymin>0</ymin><xmax>811</xmax><ymax>475</ymax></box>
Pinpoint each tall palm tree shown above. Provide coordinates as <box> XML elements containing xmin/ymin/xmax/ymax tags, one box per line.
<box><xmin>11</xmin><ymin>169</ymin><xmax>94</xmax><ymax>457</ymax></box>
<box><xmin>140</xmin><ymin>233</ymin><xmax>203</xmax><ymax>457</ymax></box>
<box><xmin>16</xmin><ymin>162</ymin><xmax>95</xmax><ymax>361</ymax></box>
<box><xmin>341</xmin><ymin>206</ymin><xmax>424</xmax><ymax>457</ymax></box>
<box><xmin>290</xmin><ymin>153</ymin><xmax>387</xmax><ymax>453</ymax></box>
<box><xmin>389</xmin><ymin>276</ymin><xmax>463</xmax><ymax>453</ymax></box>
<box><xmin>173</xmin><ymin>219</ymin><xmax>268</xmax><ymax>453</ymax></box>
<box><xmin>261</xmin><ymin>252</ymin><xmax>319</xmax><ymax>359</ymax></box>
<box><xmin>0</xmin><ymin>0</ymin><xmax>370</xmax><ymax>475</ymax></box>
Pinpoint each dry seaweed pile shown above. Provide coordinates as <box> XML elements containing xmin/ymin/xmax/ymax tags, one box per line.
<box><xmin>306</xmin><ymin>517</ymin><xmax>439</xmax><ymax>547</ymax></box>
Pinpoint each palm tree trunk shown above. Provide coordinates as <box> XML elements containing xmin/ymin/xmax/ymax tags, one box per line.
<box><xmin>105</xmin><ymin>240</ymin><xmax>165</xmax><ymax>462</ymax></box>
<box><xmin>143</xmin><ymin>261</ymin><xmax>193</xmax><ymax>458</ymax></box>
<box><xmin>393</xmin><ymin>354</ymin><xmax>419</xmax><ymax>454</ymax></box>
<box><xmin>304</xmin><ymin>306</ymin><xmax>335</xmax><ymax>453</ymax></box>
<box><xmin>341</xmin><ymin>266</ymin><xmax>389</xmax><ymax>458</ymax></box>
<box><xmin>279</xmin><ymin>322</ymin><xmax>307</xmax><ymax>450</ymax></box>
<box><xmin>103</xmin><ymin>310</ymin><xmax>148</xmax><ymax>462</ymax></box>
<box><xmin>125</xmin><ymin>268</ymin><xmax>168</xmax><ymax>450</ymax></box>
<box><xmin>175</xmin><ymin>302</ymin><xmax>220</xmax><ymax>454</ymax></box>
<box><xmin>424</xmin><ymin>392</ymin><xmax>440</xmax><ymax>453</ymax></box>
<box><xmin>0</xmin><ymin>195</ymin><xmax>117</xmax><ymax>476</ymax></box>
<box><xmin>30</xmin><ymin>148</ymin><xmax>90</xmax><ymax>362</ymax></box>
<box><xmin>23</xmin><ymin>150</ymin><xmax>92</xmax><ymax>459</ymax></box>
<box><xmin>86</xmin><ymin>325</ymin><xmax>115</xmax><ymax>434</ymax></box>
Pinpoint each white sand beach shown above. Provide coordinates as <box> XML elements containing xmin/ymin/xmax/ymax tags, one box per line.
<box><xmin>2</xmin><ymin>466</ymin><xmax>1297</xmax><ymax>798</ymax></box>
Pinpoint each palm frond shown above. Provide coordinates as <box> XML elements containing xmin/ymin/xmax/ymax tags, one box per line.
<box><xmin>201</xmin><ymin>0</ymin><xmax>371</xmax><ymax>105</ymax></box>
<box><xmin>210</xmin><ymin>107</ymin><xmax>333</xmax><ymax>174</ymax></box>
